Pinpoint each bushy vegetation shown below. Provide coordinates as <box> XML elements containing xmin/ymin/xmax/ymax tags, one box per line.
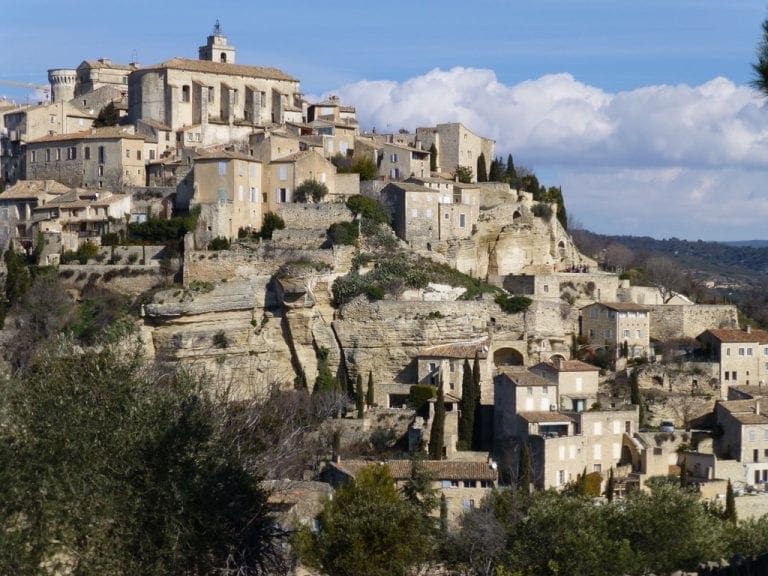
<box><xmin>61</xmin><ymin>241</ymin><xmax>100</xmax><ymax>264</ymax></box>
<box><xmin>294</xmin><ymin>179</ymin><xmax>329</xmax><ymax>203</ymax></box>
<box><xmin>345</xmin><ymin>195</ymin><xmax>390</xmax><ymax>225</ymax></box>
<box><xmin>495</xmin><ymin>293</ymin><xmax>533</xmax><ymax>314</ymax></box>
<box><xmin>127</xmin><ymin>206</ymin><xmax>200</xmax><ymax>249</ymax></box>
<box><xmin>408</xmin><ymin>384</ymin><xmax>435</xmax><ymax>414</ymax></box>
<box><xmin>327</xmin><ymin>221</ymin><xmax>359</xmax><ymax>246</ymax></box>
<box><xmin>332</xmin><ymin>155</ymin><xmax>377</xmax><ymax>180</ymax></box>
<box><xmin>208</xmin><ymin>236</ymin><xmax>230</xmax><ymax>250</ymax></box>
<box><xmin>259</xmin><ymin>211</ymin><xmax>285</xmax><ymax>240</ymax></box>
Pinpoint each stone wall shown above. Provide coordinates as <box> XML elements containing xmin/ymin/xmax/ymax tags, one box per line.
<box><xmin>648</xmin><ymin>304</ymin><xmax>739</xmax><ymax>341</ymax></box>
<box><xmin>275</xmin><ymin>202</ymin><xmax>353</xmax><ymax>230</ymax></box>
<box><xmin>182</xmin><ymin>242</ymin><xmax>355</xmax><ymax>285</ymax></box>
<box><xmin>334</xmin><ymin>173</ymin><xmax>360</xmax><ymax>198</ymax></box>
<box><xmin>58</xmin><ymin>263</ymin><xmax>174</xmax><ymax>294</ymax></box>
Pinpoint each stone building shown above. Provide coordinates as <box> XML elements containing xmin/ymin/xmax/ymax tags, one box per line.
<box><xmin>128</xmin><ymin>27</ymin><xmax>303</xmax><ymax>148</ymax></box>
<box><xmin>416</xmin><ymin>338</ymin><xmax>490</xmax><ymax>399</ymax></box>
<box><xmin>0</xmin><ymin>179</ymin><xmax>70</xmax><ymax>250</ymax></box>
<box><xmin>25</xmin><ymin>126</ymin><xmax>154</xmax><ymax>188</ymax></box>
<box><xmin>414</xmin><ymin>122</ymin><xmax>494</xmax><ymax>181</ymax></box>
<box><xmin>379</xmin><ymin>181</ymin><xmax>476</xmax><ymax>249</ymax></box>
<box><xmin>190</xmin><ymin>149</ymin><xmax>263</xmax><ymax>241</ymax></box>
<box><xmin>322</xmin><ymin>459</ymin><xmax>498</xmax><ymax>522</ymax></box>
<box><xmin>75</xmin><ymin>58</ymin><xmax>138</xmax><ymax>97</ymax></box>
<box><xmin>713</xmin><ymin>398</ymin><xmax>768</xmax><ymax>487</ymax></box>
<box><xmin>266</xmin><ymin>149</ymin><xmax>336</xmax><ymax>211</ymax></box>
<box><xmin>494</xmin><ymin>367</ymin><xmax>638</xmax><ymax>490</ymax></box>
<box><xmin>581</xmin><ymin>302</ymin><xmax>651</xmax><ymax>358</ymax></box>
<box><xmin>354</xmin><ymin>137</ymin><xmax>430</xmax><ymax>181</ymax></box>
<box><xmin>530</xmin><ymin>358</ymin><xmax>599</xmax><ymax>413</ymax></box>
<box><xmin>697</xmin><ymin>327</ymin><xmax>768</xmax><ymax>398</ymax></box>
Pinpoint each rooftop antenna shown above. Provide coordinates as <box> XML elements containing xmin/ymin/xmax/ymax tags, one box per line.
<box><xmin>130</xmin><ymin>49</ymin><xmax>138</xmax><ymax>64</ymax></box>
<box><xmin>213</xmin><ymin>19</ymin><xmax>222</xmax><ymax>35</ymax></box>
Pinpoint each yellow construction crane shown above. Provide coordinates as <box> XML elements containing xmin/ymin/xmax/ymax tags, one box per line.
<box><xmin>0</xmin><ymin>80</ymin><xmax>50</xmax><ymax>101</ymax></box>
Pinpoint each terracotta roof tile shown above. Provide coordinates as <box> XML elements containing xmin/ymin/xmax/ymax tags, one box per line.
<box><xmin>496</xmin><ymin>368</ymin><xmax>553</xmax><ymax>387</ymax></box>
<box><xmin>0</xmin><ymin>180</ymin><xmax>70</xmax><ymax>199</ymax></box>
<box><xmin>701</xmin><ymin>328</ymin><xmax>768</xmax><ymax>345</ymax></box>
<box><xmin>333</xmin><ymin>460</ymin><xmax>498</xmax><ymax>482</ymax></box>
<box><xmin>419</xmin><ymin>338</ymin><xmax>489</xmax><ymax>360</ymax></box>
<box><xmin>145</xmin><ymin>57</ymin><xmax>298</xmax><ymax>82</ymax></box>
<box><xmin>518</xmin><ymin>411</ymin><xmax>573</xmax><ymax>424</ymax></box>
<box><xmin>28</xmin><ymin>126</ymin><xmax>145</xmax><ymax>144</ymax></box>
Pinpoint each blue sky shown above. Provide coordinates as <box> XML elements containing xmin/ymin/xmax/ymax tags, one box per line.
<box><xmin>2</xmin><ymin>0</ymin><xmax>768</xmax><ymax>240</ymax></box>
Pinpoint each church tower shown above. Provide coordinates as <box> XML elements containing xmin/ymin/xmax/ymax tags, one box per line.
<box><xmin>198</xmin><ymin>20</ymin><xmax>236</xmax><ymax>64</ymax></box>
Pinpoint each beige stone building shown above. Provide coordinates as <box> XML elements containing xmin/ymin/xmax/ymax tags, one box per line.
<box><xmin>128</xmin><ymin>28</ymin><xmax>303</xmax><ymax>148</ymax></box>
<box><xmin>697</xmin><ymin>328</ymin><xmax>768</xmax><ymax>399</ymax></box>
<box><xmin>322</xmin><ymin>459</ymin><xmax>498</xmax><ymax>522</ymax></box>
<box><xmin>266</xmin><ymin>149</ymin><xmax>336</xmax><ymax>211</ymax></box>
<box><xmin>581</xmin><ymin>302</ymin><xmax>651</xmax><ymax>358</ymax></box>
<box><xmin>0</xmin><ymin>179</ymin><xmax>70</xmax><ymax>250</ymax></box>
<box><xmin>530</xmin><ymin>358</ymin><xmax>599</xmax><ymax>413</ymax></box>
<box><xmin>191</xmin><ymin>149</ymin><xmax>263</xmax><ymax>240</ymax></box>
<box><xmin>25</xmin><ymin>126</ymin><xmax>154</xmax><ymax>189</ymax></box>
<box><xmin>713</xmin><ymin>398</ymin><xmax>768</xmax><ymax>488</ymax></box>
<box><xmin>75</xmin><ymin>58</ymin><xmax>137</xmax><ymax>97</ymax></box>
<box><xmin>33</xmin><ymin>188</ymin><xmax>131</xmax><ymax>250</ymax></box>
<box><xmin>355</xmin><ymin>137</ymin><xmax>430</xmax><ymax>181</ymax></box>
<box><xmin>379</xmin><ymin>181</ymin><xmax>477</xmax><ymax>249</ymax></box>
<box><xmin>416</xmin><ymin>338</ymin><xmax>490</xmax><ymax>399</ymax></box>
<box><xmin>494</xmin><ymin>367</ymin><xmax>638</xmax><ymax>490</ymax></box>
<box><xmin>414</xmin><ymin>122</ymin><xmax>494</xmax><ymax>181</ymax></box>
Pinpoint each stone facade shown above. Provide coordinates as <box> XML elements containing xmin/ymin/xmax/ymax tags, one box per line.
<box><xmin>275</xmin><ymin>202</ymin><xmax>353</xmax><ymax>230</ymax></box>
<box><xmin>266</xmin><ymin>150</ymin><xmax>337</xmax><ymax>213</ymax></box>
<box><xmin>581</xmin><ymin>302</ymin><xmax>651</xmax><ymax>358</ymax></box>
<box><xmin>354</xmin><ymin>137</ymin><xmax>430</xmax><ymax>181</ymax></box>
<box><xmin>649</xmin><ymin>304</ymin><xmax>738</xmax><ymax>341</ymax></box>
<box><xmin>414</xmin><ymin>122</ymin><xmax>494</xmax><ymax>180</ymax></box>
<box><xmin>697</xmin><ymin>328</ymin><xmax>768</xmax><ymax>398</ymax></box>
<box><xmin>713</xmin><ymin>399</ymin><xmax>768</xmax><ymax>488</ymax></box>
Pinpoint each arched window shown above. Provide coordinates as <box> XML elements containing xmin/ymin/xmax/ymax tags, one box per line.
<box><xmin>220</xmin><ymin>53</ymin><xmax>227</xmax><ymax>63</ymax></box>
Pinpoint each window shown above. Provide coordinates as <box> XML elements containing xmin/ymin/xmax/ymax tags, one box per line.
<box><xmin>748</xmin><ymin>348</ymin><xmax>753</xmax><ymax>356</ymax></box>
<box><xmin>749</xmin><ymin>430</ymin><xmax>757</xmax><ymax>442</ymax></box>
<box><xmin>49</xmin><ymin>114</ymin><xmax>56</xmax><ymax>124</ymax></box>
<box><xmin>187</xmin><ymin>133</ymin><xmax>193</xmax><ymax>142</ymax></box>
<box><xmin>98</xmin><ymin>146</ymin><xmax>105</xmax><ymax>163</ymax></box>
<box><xmin>207</xmin><ymin>86</ymin><xmax>215</xmax><ymax>102</ymax></box>
<box><xmin>425</xmin><ymin>208</ymin><xmax>432</xmax><ymax>218</ymax></box>
<box><xmin>557</xmin><ymin>470</ymin><xmax>566</xmax><ymax>486</ymax></box>
<box><xmin>605</xmin><ymin>329</ymin><xmax>612</xmax><ymax>338</ymax></box>
<box><xmin>590</xmin><ymin>308</ymin><xmax>598</xmax><ymax>318</ymax></box>
<box><xmin>460</xmin><ymin>214</ymin><xmax>466</xmax><ymax>227</ymax></box>
<box><xmin>31</xmin><ymin>151</ymin><xmax>36</xmax><ymax>163</ymax></box>
<box><xmin>55</xmin><ymin>148</ymin><xmax>61</xmax><ymax>161</ymax></box>
<box><xmin>733</xmin><ymin>371</ymin><xmax>737</xmax><ymax>380</ymax></box>
<box><xmin>739</xmin><ymin>348</ymin><xmax>745</xmax><ymax>356</ymax></box>
<box><xmin>726</xmin><ymin>348</ymin><xmax>731</xmax><ymax>356</ymax></box>
<box><xmin>543</xmin><ymin>284</ymin><xmax>549</xmax><ymax>293</ymax></box>
<box><xmin>249</xmin><ymin>163</ymin><xmax>257</xmax><ymax>178</ymax></box>
<box><xmin>84</xmin><ymin>147</ymin><xmax>90</xmax><ymax>160</ymax></box>
<box><xmin>527</xmin><ymin>387</ymin><xmax>533</xmax><ymax>396</ymax></box>
<box><xmin>764</xmin><ymin>347</ymin><xmax>768</xmax><ymax>356</ymax></box>
<box><xmin>249</xmin><ymin>187</ymin><xmax>257</xmax><ymax>202</ymax></box>
<box><xmin>181</xmin><ymin>85</ymin><xmax>190</xmax><ymax>102</ymax></box>
<box><xmin>45</xmin><ymin>149</ymin><xmax>51</xmax><ymax>162</ymax></box>
<box><xmin>724</xmin><ymin>372</ymin><xmax>730</xmax><ymax>381</ymax></box>
<box><xmin>390</xmin><ymin>153</ymin><xmax>398</xmax><ymax>162</ymax></box>
<box><xmin>637</xmin><ymin>330</ymin><xmax>643</xmax><ymax>338</ymax></box>
<box><xmin>411</xmin><ymin>208</ymin><xmax>418</xmax><ymax>218</ymax></box>
<box><xmin>98</xmin><ymin>165</ymin><xmax>104</xmax><ymax>176</ymax></box>
<box><xmin>593</xmin><ymin>464</ymin><xmax>602</xmax><ymax>473</ymax></box>
<box><xmin>462</xmin><ymin>499</ymin><xmax>475</xmax><ymax>509</ymax></box>
<box><xmin>588</xmin><ymin>329</ymin><xmax>595</xmax><ymax>338</ymax></box>
<box><xmin>623</xmin><ymin>329</ymin><xmax>630</xmax><ymax>338</ymax></box>
<box><xmin>278</xmin><ymin>188</ymin><xmax>288</xmax><ymax>203</ymax></box>
<box><xmin>67</xmin><ymin>146</ymin><xmax>76</xmax><ymax>160</ymax></box>
<box><xmin>137</xmin><ymin>150</ymin><xmax>142</xmax><ymax>161</ymax></box>
<box><xmin>238</xmin><ymin>185</ymin><xmax>244</xmax><ymax>201</ymax></box>
<box><xmin>149</xmin><ymin>149</ymin><xmax>155</xmax><ymax>160</ymax></box>
<box><xmin>480</xmin><ymin>480</ymin><xmax>493</xmax><ymax>488</ymax></box>
<box><xmin>262</xmin><ymin>192</ymin><xmax>267</xmax><ymax>203</ymax></box>
<box><xmin>390</xmin><ymin>168</ymin><xmax>400</xmax><ymax>179</ymax></box>
<box><xmin>278</xmin><ymin>166</ymin><xmax>287</xmax><ymax>181</ymax></box>
<box><xmin>464</xmin><ymin>480</ymin><xmax>477</xmax><ymax>488</ymax></box>
<box><xmin>218</xmin><ymin>161</ymin><xmax>227</xmax><ymax>176</ymax></box>
<box><xmin>238</xmin><ymin>161</ymin><xmax>244</xmax><ymax>176</ymax></box>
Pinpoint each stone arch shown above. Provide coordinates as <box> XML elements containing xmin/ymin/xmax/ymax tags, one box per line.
<box><xmin>549</xmin><ymin>353</ymin><xmax>567</xmax><ymax>364</ymax></box>
<box><xmin>493</xmin><ymin>347</ymin><xmax>525</xmax><ymax>367</ymax></box>
<box><xmin>557</xmin><ymin>239</ymin><xmax>566</xmax><ymax>259</ymax></box>
<box><xmin>512</xmin><ymin>210</ymin><xmax>522</xmax><ymax>221</ymax></box>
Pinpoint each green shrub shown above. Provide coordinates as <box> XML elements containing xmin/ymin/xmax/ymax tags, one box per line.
<box><xmin>127</xmin><ymin>253</ymin><xmax>139</xmax><ymax>264</ymax></box>
<box><xmin>408</xmin><ymin>384</ymin><xmax>436</xmax><ymax>413</ymax></box>
<box><xmin>327</xmin><ymin>221</ymin><xmax>359</xmax><ymax>246</ymax></box>
<box><xmin>532</xmin><ymin>203</ymin><xmax>553</xmax><ymax>220</ymax></box>
<box><xmin>101</xmin><ymin>232</ymin><xmax>120</xmax><ymax>246</ymax></box>
<box><xmin>260</xmin><ymin>212</ymin><xmax>285</xmax><ymax>240</ymax></box>
<box><xmin>345</xmin><ymin>195</ymin><xmax>390</xmax><ymax>224</ymax></box>
<box><xmin>208</xmin><ymin>236</ymin><xmax>230</xmax><ymax>251</ymax></box>
<box><xmin>213</xmin><ymin>330</ymin><xmax>229</xmax><ymax>349</ymax></box>
<box><xmin>364</xmin><ymin>285</ymin><xmax>385</xmax><ymax>300</ymax></box>
<box><xmin>294</xmin><ymin>179</ymin><xmax>328</xmax><ymax>203</ymax></box>
<box><xmin>495</xmin><ymin>294</ymin><xmax>533</xmax><ymax>313</ymax></box>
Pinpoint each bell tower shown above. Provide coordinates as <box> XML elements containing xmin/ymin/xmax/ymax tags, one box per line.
<box><xmin>198</xmin><ymin>20</ymin><xmax>236</xmax><ymax>64</ymax></box>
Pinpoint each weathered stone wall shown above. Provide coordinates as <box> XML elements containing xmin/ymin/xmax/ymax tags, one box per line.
<box><xmin>182</xmin><ymin>243</ymin><xmax>355</xmax><ymax>285</ymax></box>
<box><xmin>58</xmin><ymin>263</ymin><xmax>174</xmax><ymax>294</ymax></box>
<box><xmin>502</xmin><ymin>272</ymin><xmax>619</xmax><ymax>303</ymax></box>
<box><xmin>334</xmin><ymin>173</ymin><xmax>360</xmax><ymax>198</ymax></box>
<box><xmin>276</xmin><ymin>202</ymin><xmax>353</xmax><ymax>230</ymax></box>
<box><xmin>648</xmin><ymin>304</ymin><xmax>739</xmax><ymax>341</ymax></box>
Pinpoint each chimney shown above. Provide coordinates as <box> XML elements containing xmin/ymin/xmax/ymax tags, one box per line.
<box><xmin>746</xmin><ymin>325</ymin><xmax>752</xmax><ymax>334</ymax></box>
<box><xmin>98</xmin><ymin>58</ymin><xmax>112</xmax><ymax>66</ymax></box>
<box><xmin>756</xmin><ymin>401</ymin><xmax>761</xmax><ymax>416</ymax></box>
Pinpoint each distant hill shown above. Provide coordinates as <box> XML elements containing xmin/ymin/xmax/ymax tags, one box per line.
<box><xmin>573</xmin><ymin>231</ymin><xmax>768</xmax><ymax>286</ymax></box>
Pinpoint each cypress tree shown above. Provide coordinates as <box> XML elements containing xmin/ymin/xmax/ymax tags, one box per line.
<box><xmin>429</xmin><ymin>143</ymin><xmax>438</xmax><ymax>172</ymax></box>
<box><xmin>313</xmin><ymin>347</ymin><xmax>338</xmax><ymax>394</ymax></box>
<box><xmin>506</xmin><ymin>153</ymin><xmax>517</xmax><ymax>184</ymax></box>
<box><xmin>605</xmin><ymin>468</ymin><xmax>615</xmax><ymax>502</ymax></box>
<box><xmin>355</xmin><ymin>374</ymin><xmax>364</xmax><ymax>418</ymax></box>
<box><xmin>680</xmin><ymin>457</ymin><xmax>688</xmax><ymax>489</ymax></box>
<box><xmin>429</xmin><ymin>385</ymin><xmax>445</xmax><ymax>460</ymax></box>
<box><xmin>488</xmin><ymin>157</ymin><xmax>503</xmax><ymax>182</ymax></box>
<box><xmin>518</xmin><ymin>441</ymin><xmax>532</xmax><ymax>494</ymax></box>
<box><xmin>476</xmin><ymin>152</ymin><xmax>488</xmax><ymax>182</ymax></box>
<box><xmin>471</xmin><ymin>352</ymin><xmax>483</xmax><ymax>451</ymax></box>
<box><xmin>366</xmin><ymin>371</ymin><xmax>375</xmax><ymax>406</ymax></box>
<box><xmin>439</xmin><ymin>493</ymin><xmax>448</xmax><ymax>534</ymax></box>
<box><xmin>629</xmin><ymin>368</ymin><xmax>645</xmax><ymax>426</ymax></box>
<box><xmin>458</xmin><ymin>359</ymin><xmax>475</xmax><ymax>449</ymax></box>
<box><xmin>725</xmin><ymin>480</ymin><xmax>737</xmax><ymax>523</ymax></box>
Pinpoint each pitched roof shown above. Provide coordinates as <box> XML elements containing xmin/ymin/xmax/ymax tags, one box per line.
<box><xmin>518</xmin><ymin>411</ymin><xmax>572</xmax><ymax>424</ymax></box>
<box><xmin>0</xmin><ymin>180</ymin><xmax>70</xmax><ymax>200</ymax></box>
<box><xmin>144</xmin><ymin>57</ymin><xmax>298</xmax><ymax>82</ymax></box>
<box><xmin>269</xmin><ymin>150</ymin><xmax>312</xmax><ymax>163</ymax></box>
<box><xmin>332</xmin><ymin>459</ymin><xmax>498</xmax><ymax>482</ymax></box>
<box><xmin>28</xmin><ymin>126</ymin><xmax>145</xmax><ymax>144</ymax></box>
<box><xmin>195</xmin><ymin>148</ymin><xmax>259</xmax><ymax>162</ymax></box>
<box><xmin>137</xmin><ymin>118</ymin><xmax>172</xmax><ymax>131</ymax></box>
<box><xmin>584</xmin><ymin>302</ymin><xmax>651</xmax><ymax>312</ymax></box>
<box><xmin>383</xmin><ymin>182</ymin><xmax>434</xmax><ymax>194</ymax></box>
<box><xmin>718</xmin><ymin>399</ymin><xmax>768</xmax><ymax>425</ymax></box>
<box><xmin>496</xmin><ymin>368</ymin><xmax>553</xmax><ymax>387</ymax></box>
<box><xmin>700</xmin><ymin>328</ymin><xmax>768</xmax><ymax>345</ymax></box>
<box><xmin>531</xmin><ymin>359</ymin><xmax>598</xmax><ymax>373</ymax></box>
<box><xmin>80</xmin><ymin>59</ymin><xmax>137</xmax><ymax>71</ymax></box>
<box><xmin>419</xmin><ymin>338</ymin><xmax>489</xmax><ymax>360</ymax></box>
<box><xmin>42</xmin><ymin>189</ymin><xmax>128</xmax><ymax>209</ymax></box>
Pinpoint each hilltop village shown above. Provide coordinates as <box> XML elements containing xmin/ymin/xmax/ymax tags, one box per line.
<box><xmin>2</xmin><ymin>24</ymin><xmax>768</xmax><ymax>574</ymax></box>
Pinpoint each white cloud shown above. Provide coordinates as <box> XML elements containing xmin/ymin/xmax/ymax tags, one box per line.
<box><xmin>326</xmin><ymin>67</ymin><xmax>768</xmax><ymax>240</ymax></box>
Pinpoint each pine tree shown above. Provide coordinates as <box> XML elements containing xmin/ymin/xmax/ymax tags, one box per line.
<box><xmin>366</xmin><ymin>371</ymin><xmax>375</xmax><ymax>406</ymax></box>
<box><xmin>476</xmin><ymin>153</ymin><xmax>488</xmax><ymax>182</ymax></box>
<box><xmin>429</xmin><ymin>143</ymin><xmax>438</xmax><ymax>172</ymax></box>
<box><xmin>725</xmin><ymin>480</ymin><xmax>737</xmax><ymax>523</ymax></box>
<box><xmin>313</xmin><ymin>347</ymin><xmax>338</xmax><ymax>394</ymax></box>
<box><xmin>93</xmin><ymin>101</ymin><xmax>119</xmax><ymax>127</ymax></box>
<box><xmin>356</xmin><ymin>374</ymin><xmax>364</xmax><ymax>418</ymax></box>
<box><xmin>471</xmin><ymin>352</ymin><xmax>483</xmax><ymax>451</ymax></box>
<box><xmin>518</xmin><ymin>441</ymin><xmax>532</xmax><ymax>494</ymax></box>
<box><xmin>429</xmin><ymin>386</ymin><xmax>445</xmax><ymax>460</ymax></box>
<box><xmin>458</xmin><ymin>359</ymin><xmax>476</xmax><ymax>449</ymax></box>
<box><xmin>605</xmin><ymin>468</ymin><xmax>615</xmax><ymax>502</ymax></box>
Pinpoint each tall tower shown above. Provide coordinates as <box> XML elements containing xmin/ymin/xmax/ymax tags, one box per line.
<box><xmin>48</xmin><ymin>68</ymin><xmax>77</xmax><ymax>103</ymax></box>
<box><xmin>198</xmin><ymin>20</ymin><xmax>236</xmax><ymax>64</ymax></box>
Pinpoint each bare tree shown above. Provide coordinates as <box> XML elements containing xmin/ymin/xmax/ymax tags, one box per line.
<box><xmin>643</xmin><ymin>255</ymin><xmax>686</xmax><ymax>303</ymax></box>
<box><xmin>604</xmin><ymin>242</ymin><xmax>635</xmax><ymax>272</ymax></box>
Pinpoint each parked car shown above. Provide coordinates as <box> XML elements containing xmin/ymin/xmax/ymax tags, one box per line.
<box><xmin>660</xmin><ymin>420</ymin><xmax>675</xmax><ymax>433</ymax></box>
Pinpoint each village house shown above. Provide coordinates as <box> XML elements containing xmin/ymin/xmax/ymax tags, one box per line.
<box><xmin>74</xmin><ymin>58</ymin><xmax>138</xmax><ymax>97</ymax></box>
<box><xmin>128</xmin><ymin>25</ymin><xmax>303</xmax><ymax>149</ymax></box>
<box><xmin>696</xmin><ymin>327</ymin><xmax>768</xmax><ymax>399</ymax></box>
<box><xmin>416</xmin><ymin>338</ymin><xmax>490</xmax><ymax>398</ymax></box>
<box><xmin>414</xmin><ymin>122</ymin><xmax>494</xmax><ymax>181</ymax></box>
<box><xmin>321</xmin><ymin>459</ymin><xmax>498</xmax><ymax>522</ymax></box>
<box><xmin>713</xmin><ymin>398</ymin><xmax>768</xmax><ymax>488</ymax></box>
<box><xmin>529</xmin><ymin>358</ymin><xmax>600</xmax><ymax>413</ymax></box>
<box><xmin>494</xmin><ymin>367</ymin><xmax>638</xmax><ymax>490</ymax></box>
<box><xmin>354</xmin><ymin>137</ymin><xmax>430</xmax><ymax>181</ymax></box>
<box><xmin>266</xmin><ymin>149</ymin><xmax>336</xmax><ymax>210</ymax></box>
<box><xmin>25</xmin><ymin>126</ymin><xmax>155</xmax><ymax>189</ymax></box>
<box><xmin>190</xmin><ymin>149</ymin><xmax>263</xmax><ymax>241</ymax></box>
<box><xmin>379</xmin><ymin>181</ymin><xmax>477</xmax><ymax>249</ymax></box>
<box><xmin>0</xmin><ymin>179</ymin><xmax>70</xmax><ymax>251</ymax></box>
<box><xmin>580</xmin><ymin>302</ymin><xmax>651</xmax><ymax>359</ymax></box>
<box><xmin>33</xmin><ymin>188</ymin><xmax>131</xmax><ymax>251</ymax></box>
